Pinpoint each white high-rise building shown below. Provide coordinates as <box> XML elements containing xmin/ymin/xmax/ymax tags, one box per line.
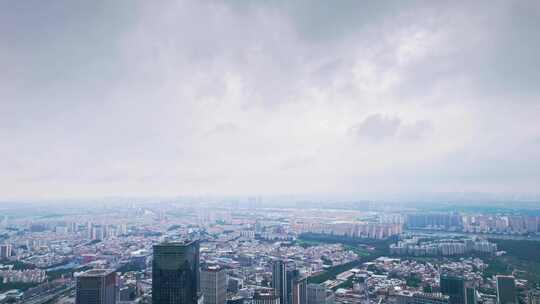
<box><xmin>0</xmin><ymin>244</ymin><xmax>12</xmax><ymax>259</ymax></box>
<box><xmin>201</xmin><ymin>265</ymin><xmax>227</xmax><ymax>304</ymax></box>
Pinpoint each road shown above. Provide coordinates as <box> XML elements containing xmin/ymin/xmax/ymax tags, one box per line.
<box><xmin>23</xmin><ymin>283</ymin><xmax>74</xmax><ymax>304</ymax></box>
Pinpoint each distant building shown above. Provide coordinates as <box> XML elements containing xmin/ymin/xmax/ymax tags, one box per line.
<box><xmin>0</xmin><ymin>244</ymin><xmax>12</xmax><ymax>259</ymax></box>
<box><xmin>496</xmin><ymin>275</ymin><xmax>517</xmax><ymax>304</ymax></box>
<box><xmin>272</xmin><ymin>260</ymin><xmax>287</xmax><ymax>304</ymax></box>
<box><xmin>440</xmin><ymin>275</ymin><xmax>465</xmax><ymax>304</ymax></box>
<box><xmin>253</xmin><ymin>290</ymin><xmax>280</xmax><ymax>304</ymax></box>
<box><xmin>406</xmin><ymin>214</ymin><xmax>462</xmax><ymax>230</ymax></box>
<box><xmin>152</xmin><ymin>240</ymin><xmax>200</xmax><ymax>304</ymax></box>
<box><xmin>201</xmin><ymin>265</ymin><xmax>226</xmax><ymax>304</ymax></box>
<box><xmin>76</xmin><ymin>269</ymin><xmax>116</xmax><ymax>304</ymax></box>
<box><xmin>390</xmin><ymin>238</ymin><xmax>496</xmax><ymax>257</ymax></box>
<box><xmin>91</xmin><ymin>225</ymin><xmax>105</xmax><ymax>241</ymax></box>
<box><xmin>240</xmin><ymin>230</ymin><xmax>255</xmax><ymax>239</ymax></box>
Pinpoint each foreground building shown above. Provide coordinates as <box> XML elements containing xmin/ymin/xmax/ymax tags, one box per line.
<box><xmin>253</xmin><ymin>290</ymin><xmax>281</xmax><ymax>304</ymax></box>
<box><xmin>201</xmin><ymin>265</ymin><xmax>227</xmax><ymax>304</ymax></box>
<box><xmin>76</xmin><ymin>269</ymin><xmax>116</xmax><ymax>304</ymax></box>
<box><xmin>307</xmin><ymin>284</ymin><xmax>326</xmax><ymax>304</ymax></box>
<box><xmin>272</xmin><ymin>260</ymin><xmax>287</xmax><ymax>304</ymax></box>
<box><xmin>440</xmin><ymin>275</ymin><xmax>465</xmax><ymax>304</ymax></box>
<box><xmin>152</xmin><ymin>240</ymin><xmax>200</xmax><ymax>304</ymax></box>
<box><xmin>496</xmin><ymin>275</ymin><xmax>516</xmax><ymax>304</ymax></box>
<box><xmin>287</xmin><ymin>270</ymin><xmax>307</xmax><ymax>304</ymax></box>
<box><xmin>529</xmin><ymin>289</ymin><xmax>540</xmax><ymax>304</ymax></box>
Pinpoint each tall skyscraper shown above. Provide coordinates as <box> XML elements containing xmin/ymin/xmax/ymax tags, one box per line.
<box><xmin>496</xmin><ymin>275</ymin><xmax>517</xmax><ymax>304</ymax></box>
<box><xmin>201</xmin><ymin>265</ymin><xmax>226</xmax><ymax>304</ymax></box>
<box><xmin>0</xmin><ymin>244</ymin><xmax>12</xmax><ymax>259</ymax></box>
<box><xmin>153</xmin><ymin>240</ymin><xmax>200</xmax><ymax>304</ymax></box>
<box><xmin>528</xmin><ymin>289</ymin><xmax>540</xmax><ymax>304</ymax></box>
<box><xmin>253</xmin><ymin>290</ymin><xmax>280</xmax><ymax>304</ymax></box>
<box><xmin>465</xmin><ymin>286</ymin><xmax>477</xmax><ymax>304</ymax></box>
<box><xmin>287</xmin><ymin>270</ymin><xmax>307</xmax><ymax>304</ymax></box>
<box><xmin>272</xmin><ymin>260</ymin><xmax>287</xmax><ymax>304</ymax></box>
<box><xmin>307</xmin><ymin>284</ymin><xmax>326</xmax><ymax>304</ymax></box>
<box><xmin>440</xmin><ymin>275</ymin><xmax>465</xmax><ymax>304</ymax></box>
<box><xmin>91</xmin><ymin>225</ymin><xmax>105</xmax><ymax>241</ymax></box>
<box><xmin>76</xmin><ymin>269</ymin><xmax>116</xmax><ymax>304</ymax></box>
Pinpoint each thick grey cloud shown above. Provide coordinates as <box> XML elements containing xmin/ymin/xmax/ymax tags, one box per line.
<box><xmin>349</xmin><ymin>114</ymin><xmax>432</xmax><ymax>142</ymax></box>
<box><xmin>350</xmin><ymin>114</ymin><xmax>401</xmax><ymax>142</ymax></box>
<box><xmin>1</xmin><ymin>0</ymin><xmax>539</xmax><ymax>199</ymax></box>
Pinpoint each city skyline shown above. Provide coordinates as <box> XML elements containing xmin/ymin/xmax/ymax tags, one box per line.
<box><xmin>2</xmin><ymin>1</ymin><xmax>540</xmax><ymax>200</ymax></box>
<box><xmin>2</xmin><ymin>2</ymin><xmax>540</xmax><ymax>303</ymax></box>
<box><xmin>1</xmin><ymin>199</ymin><xmax>540</xmax><ymax>303</ymax></box>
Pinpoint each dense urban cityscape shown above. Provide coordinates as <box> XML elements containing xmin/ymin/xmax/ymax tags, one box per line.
<box><xmin>2</xmin><ymin>0</ymin><xmax>540</xmax><ymax>304</ymax></box>
<box><xmin>0</xmin><ymin>200</ymin><xmax>539</xmax><ymax>304</ymax></box>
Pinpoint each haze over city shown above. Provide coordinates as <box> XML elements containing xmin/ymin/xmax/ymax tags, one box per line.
<box><xmin>3</xmin><ymin>2</ymin><xmax>540</xmax><ymax>304</ymax></box>
<box><xmin>2</xmin><ymin>1</ymin><xmax>540</xmax><ymax>200</ymax></box>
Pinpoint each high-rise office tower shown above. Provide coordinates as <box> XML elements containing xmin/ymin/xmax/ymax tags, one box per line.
<box><xmin>496</xmin><ymin>275</ymin><xmax>517</xmax><ymax>304</ymax></box>
<box><xmin>69</xmin><ymin>222</ymin><xmax>78</xmax><ymax>234</ymax></box>
<box><xmin>440</xmin><ymin>275</ymin><xmax>465</xmax><ymax>304</ymax></box>
<box><xmin>92</xmin><ymin>225</ymin><xmax>105</xmax><ymax>241</ymax></box>
<box><xmin>272</xmin><ymin>260</ymin><xmax>287</xmax><ymax>304</ymax></box>
<box><xmin>465</xmin><ymin>286</ymin><xmax>477</xmax><ymax>304</ymax></box>
<box><xmin>153</xmin><ymin>240</ymin><xmax>200</xmax><ymax>304</ymax></box>
<box><xmin>287</xmin><ymin>270</ymin><xmax>307</xmax><ymax>304</ymax></box>
<box><xmin>201</xmin><ymin>265</ymin><xmax>226</xmax><ymax>304</ymax></box>
<box><xmin>307</xmin><ymin>284</ymin><xmax>326</xmax><ymax>304</ymax></box>
<box><xmin>292</xmin><ymin>278</ymin><xmax>307</xmax><ymax>304</ymax></box>
<box><xmin>76</xmin><ymin>269</ymin><xmax>116</xmax><ymax>304</ymax></box>
<box><xmin>0</xmin><ymin>244</ymin><xmax>12</xmax><ymax>259</ymax></box>
<box><xmin>253</xmin><ymin>290</ymin><xmax>280</xmax><ymax>304</ymax></box>
<box><xmin>228</xmin><ymin>277</ymin><xmax>242</xmax><ymax>293</ymax></box>
<box><xmin>528</xmin><ymin>289</ymin><xmax>540</xmax><ymax>304</ymax></box>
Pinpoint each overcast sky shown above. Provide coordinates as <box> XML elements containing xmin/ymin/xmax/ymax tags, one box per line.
<box><xmin>1</xmin><ymin>1</ymin><xmax>540</xmax><ymax>200</ymax></box>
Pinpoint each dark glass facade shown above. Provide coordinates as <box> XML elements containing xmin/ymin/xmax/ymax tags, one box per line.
<box><xmin>76</xmin><ymin>269</ymin><xmax>116</xmax><ymax>304</ymax></box>
<box><xmin>287</xmin><ymin>270</ymin><xmax>307</xmax><ymax>304</ymax></box>
<box><xmin>440</xmin><ymin>275</ymin><xmax>465</xmax><ymax>304</ymax></box>
<box><xmin>465</xmin><ymin>287</ymin><xmax>477</xmax><ymax>304</ymax></box>
<box><xmin>496</xmin><ymin>276</ymin><xmax>516</xmax><ymax>304</ymax></box>
<box><xmin>272</xmin><ymin>260</ymin><xmax>287</xmax><ymax>304</ymax></box>
<box><xmin>153</xmin><ymin>240</ymin><xmax>200</xmax><ymax>304</ymax></box>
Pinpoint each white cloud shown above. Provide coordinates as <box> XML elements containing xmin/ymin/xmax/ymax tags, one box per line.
<box><xmin>0</xmin><ymin>0</ymin><xmax>539</xmax><ymax>199</ymax></box>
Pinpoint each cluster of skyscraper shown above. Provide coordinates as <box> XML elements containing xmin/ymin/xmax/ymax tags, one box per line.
<box><xmin>75</xmin><ymin>240</ymin><xmax>316</xmax><ymax>304</ymax></box>
<box><xmin>76</xmin><ymin>241</ymin><xmax>202</xmax><ymax>304</ymax></box>
<box><xmin>73</xmin><ymin>241</ymin><xmax>522</xmax><ymax>304</ymax></box>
